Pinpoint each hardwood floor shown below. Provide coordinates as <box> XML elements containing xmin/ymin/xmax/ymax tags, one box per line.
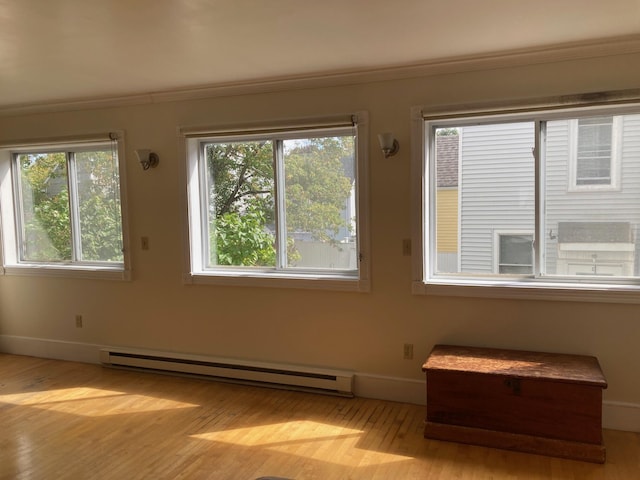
<box><xmin>1</xmin><ymin>354</ymin><xmax>638</xmax><ymax>479</ymax></box>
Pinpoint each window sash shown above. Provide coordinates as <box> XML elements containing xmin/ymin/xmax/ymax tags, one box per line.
<box><xmin>11</xmin><ymin>143</ymin><xmax>124</xmax><ymax>267</ymax></box>
<box><xmin>421</xmin><ymin>103</ymin><xmax>640</xmax><ymax>289</ymax></box>
<box><xmin>195</xmin><ymin>126</ymin><xmax>359</xmax><ymax>276</ymax></box>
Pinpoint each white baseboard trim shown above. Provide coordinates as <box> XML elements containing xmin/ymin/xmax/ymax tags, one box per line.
<box><xmin>1</xmin><ymin>334</ymin><xmax>638</xmax><ymax>432</ymax></box>
<box><xmin>602</xmin><ymin>401</ymin><xmax>640</xmax><ymax>433</ymax></box>
<box><xmin>354</xmin><ymin>372</ymin><xmax>426</xmax><ymax>405</ymax></box>
<box><xmin>0</xmin><ymin>335</ymin><xmax>103</xmax><ymax>364</ymax></box>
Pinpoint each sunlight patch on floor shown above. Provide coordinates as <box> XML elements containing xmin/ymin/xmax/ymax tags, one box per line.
<box><xmin>192</xmin><ymin>420</ymin><xmax>414</xmax><ymax>467</ymax></box>
<box><xmin>0</xmin><ymin>387</ymin><xmax>199</xmax><ymax>416</ymax></box>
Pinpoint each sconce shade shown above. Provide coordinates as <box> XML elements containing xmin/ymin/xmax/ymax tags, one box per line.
<box><xmin>377</xmin><ymin>133</ymin><xmax>399</xmax><ymax>158</ymax></box>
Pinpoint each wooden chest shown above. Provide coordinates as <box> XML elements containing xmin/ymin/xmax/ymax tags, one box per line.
<box><xmin>422</xmin><ymin>345</ymin><xmax>607</xmax><ymax>463</ymax></box>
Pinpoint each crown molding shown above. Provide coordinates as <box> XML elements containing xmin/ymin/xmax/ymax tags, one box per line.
<box><xmin>1</xmin><ymin>34</ymin><xmax>639</xmax><ymax>118</ymax></box>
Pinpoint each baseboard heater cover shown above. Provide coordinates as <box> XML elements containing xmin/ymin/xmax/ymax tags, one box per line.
<box><xmin>100</xmin><ymin>347</ymin><xmax>354</xmax><ymax>396</ymax></box>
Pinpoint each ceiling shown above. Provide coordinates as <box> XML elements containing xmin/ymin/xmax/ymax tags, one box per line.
<box><xmin>1</xmin><ymin>0</ymin><xmax>639</xmax><ymax>110</ymax></box>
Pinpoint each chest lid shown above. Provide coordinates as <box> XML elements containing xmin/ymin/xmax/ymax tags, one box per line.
<box><xmin>423</xmin><ymin>344</ymin><xmax>607</xmax><ymax>388</ymax></box>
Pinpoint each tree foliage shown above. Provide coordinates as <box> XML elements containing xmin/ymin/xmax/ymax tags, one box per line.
<box><xmin>207</xmin><ymin>141</ymin><xmax>274</xmax><ymax>220</ymax></box>
<box><xmin>19</xmin><ymin>152</ymin><xmax>72</xmax><ymax>260</ymax></box>
<box><xmin>436</xmin><ymin>127</ymin><xmax>459</xmax><ymax>136</ymax></box>
<box><xmin>213</xmin><ymin>207</ymin><xmax>276</xmax><ymax>266</ymax></box>
<box><xmin>284</xmin><ymin>136</ymin><xmax>354</xmax><ymax>242</ymax></box>
<box><xmin>75</xmin><ymin>151</ymin><xmax>124</xmax><ymax>262</ymax></box>
<box><xmin>18</xmin><ymin>149</ymin><xmax>123</xmax><ymax>263</ymax></box>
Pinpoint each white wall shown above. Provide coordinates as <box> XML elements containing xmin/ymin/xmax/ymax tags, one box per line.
<box><xmin>1</xmin><ymin>48</ymin><xmax>640</xmax><ymax>430</ymax></box>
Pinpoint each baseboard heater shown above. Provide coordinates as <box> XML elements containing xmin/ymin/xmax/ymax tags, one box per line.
<box><xmin>100</xmin><ymin>347</ymin><xmax>354</xmax><ymax>397</ymax></box>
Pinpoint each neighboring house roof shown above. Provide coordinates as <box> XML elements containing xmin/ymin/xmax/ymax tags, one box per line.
<box><xmin>436</xmin><ymin>135</ymin><xmax>459</xmax><ymax>188</ymax></box>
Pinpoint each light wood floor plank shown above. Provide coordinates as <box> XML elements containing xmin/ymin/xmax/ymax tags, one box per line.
<box><xmin>1</xmin><ymin>353</ymin><xmax>639</xmax><ymax>480</ymax></box>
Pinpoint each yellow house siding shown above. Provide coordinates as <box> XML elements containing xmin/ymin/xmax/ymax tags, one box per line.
<box><xmin>437</xmin><ymin>188</ymin><xmax>458</xmax><ymax>253</ymax></box>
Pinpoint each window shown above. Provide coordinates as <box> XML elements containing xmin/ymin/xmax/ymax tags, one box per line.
<box><xmin>0</xmin><ymin>133</ymin><xmax>130</xmax><ymax>279</ymax></box>
<box><xmin>413</xmin><ymin>98</ymin><xmax>640</xmax><ymax>302</ymax></box>
<box><xmin>181</xmin><ymin>113</ymin><xmax>369</xmax><ymax>291</ymax></box>
<box><xmin>569</xmin><ymin>116</ymin><xmax>622</xmax><ymax>190</ymax></box>
<box><xmin>496</xmin><ymin>233</ymin><xmax>533</xmax><ymax>274</ymax></box>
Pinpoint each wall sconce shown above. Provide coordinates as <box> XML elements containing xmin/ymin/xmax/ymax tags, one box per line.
<box><xmin>377</xmin><ymin>133</ymin><xmax>399</xmax><ymax>158</ymax></box>
<box><xmin>135</xmin><ymin>149</ymin><xmax>159</xmax><ymax>170</ymax></box>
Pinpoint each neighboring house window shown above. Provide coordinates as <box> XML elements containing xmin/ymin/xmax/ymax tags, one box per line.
<box><xmin>180</xmin><ymin>113</ymin><xmax>370</xmax><ymax>291</ymax></box>
<box><xmin>0</xmin><ymin>133</ymin><xmax>130</xmax><ymax>280</ymax></box>
<box><xmin>496</xmin><ymin>233</ymin><xmax>533</xmax><ymax>274</ymax></box>
<box><xmin>569</xmin><ymin>116</ymin><xmax>622</xmax><ymax>190</ymax></box>
<box><xmin>413</xmin><ymin>100</ymin><xmax>640</xmax><ymax>302</ymax></box>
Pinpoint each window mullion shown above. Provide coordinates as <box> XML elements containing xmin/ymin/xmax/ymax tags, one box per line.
<box><xmin>67</xmin><ymin>152</ymin><xmax>82</xmax><ymax>262</ymax></box>
<box><xmin>274</xmin><ymin>140</ymin><xmax>287</xmax><ymax>269</ymax></box>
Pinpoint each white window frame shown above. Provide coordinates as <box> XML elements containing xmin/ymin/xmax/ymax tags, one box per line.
<box><xmin>411</xmin><ymin>91</ymin><xmax>640</xmax><ymax>303</ymax></box>
<box><xmin>0</xmin><ymin>133</ymin><xmax>131</xmax><ymax>280</ymax></box>
<box><xmin>568</xmin><ymin>116</ymin><xmax>623</xmax><ymax>192</ymax></box>
<box><xmin>179</xmin><ymin>113</ymin><xmax>370</xmax><ymax>292</ymax></box>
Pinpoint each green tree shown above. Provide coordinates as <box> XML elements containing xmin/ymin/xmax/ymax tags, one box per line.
<box><xmin>76</xmin><ymin>150</ymin><xmax>124</xmax><ymax>262</ymax></box>
<box><xmin>213</xmin><ymin>206</ymin><xmax>276</xmax><ymax>266</ymax></box>
<box><xmin>437</xmin><ymin>127</ymin><xmax>459</xmax><ymax>136</ymax></box>
<box><xmin>206</xmin><ymin>141</ymin><xmax>275</xmax><ymax>266</ymax></box>
<box><xmin>18</xmin><ymin>149</ymin><xmax>123</xmax><ymax>263</ymax></box>
<box><xmin>207</xmin><ymin>141</ymin><xmax>275</xmax><ymax>220</ymax></box>
<box><xmin>19</xmin><ymin>152</ymin><xmax>72</xmax><ymax>261</ymax></box>
<box><xmin>283</xmin><ymin>136</ymin><xmax>354</xmax><ymax>242</ymax></box>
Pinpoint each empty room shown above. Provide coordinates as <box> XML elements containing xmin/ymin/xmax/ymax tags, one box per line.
<box><xmin>1</xmin><ymin>1</ymin><xmax>640</xmax><ymax>478</ymax></box>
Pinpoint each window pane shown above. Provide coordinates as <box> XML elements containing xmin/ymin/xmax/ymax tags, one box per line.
<box><xmin>433</xmin><ymin>122</ymin><xmax>535</xmax><ymax>275</ymax></box>
<box><xmin>282</xmin><ymin>136</ymin><xmax>357</xmax><ymax>270</ymax></box>
<box><xmin>75</xmin><ymin>149</ymin><xmax>124</xmax><ymax>262</ymax></box>
<box><xmin>17</xmin><ymin>152</ymin><xmax>72</xmax><ymax>261</ymax></box>
<box><xmin>205</xmin><ymin>141</ymin><xmax>276</xmax><ymax>267</ymax></box>
<box><xmin>576</xmin><ymin>116</ymin><xmax>612</xmax><ymax>185</ymax></box>
<box><xmin>545</xmin><ymin>114</ymin><xmax>640</xmax><ymax>278</ymax></box>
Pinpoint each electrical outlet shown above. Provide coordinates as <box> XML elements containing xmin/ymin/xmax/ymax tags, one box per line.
<box><xmin>403</xmin><ymin>343</ymin><xmax>414</xmax><ymax>360</ymax></box>
<box><xmin>141</xmin><ymin>236</ymin><xmax>149</xmax><ymax>250</ymax></box>
<box><xmin>75</xmin><ymin>314</ymin><xmax>83</xmax><ymax>328</ymax></box>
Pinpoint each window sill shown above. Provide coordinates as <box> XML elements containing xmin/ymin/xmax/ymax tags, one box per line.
<box><xmin>2</xmin><ymin>264</ymin><xmax>131</xmax><ymax>281</ymax></box>
<box><xmin>185</xmin><ymin>271</ymin><xmax>369</xmax><ymax>292</ymax></box>
<box><xmin>412</xmin><ymin>279</ymin><xmax>640</xmax><ymax>304</ymax></box>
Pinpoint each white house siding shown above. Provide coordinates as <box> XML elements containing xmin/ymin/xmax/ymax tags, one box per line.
<box><xmin>544</xmin><ymin>115</ymin><xmax>640</xmax><ymax>275</ymax></box>
<box><xmin>457</xmin><ymin>114</ymin><xmax>640</xmax><ymax>276</ymax></box>
<box><xmin>459</xmin><ymin>122</ymin><xmax>535</xmax><ymax>273</ymax></box>
<box><xmin>626</xmin><ymin>115</ymin><xmax>640</xmax><ymax>275</ymax></box>
<box><xmin>543</xmin><ymin>120</ymin><xmax>570</xmax><ymax>273</ymax></box>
